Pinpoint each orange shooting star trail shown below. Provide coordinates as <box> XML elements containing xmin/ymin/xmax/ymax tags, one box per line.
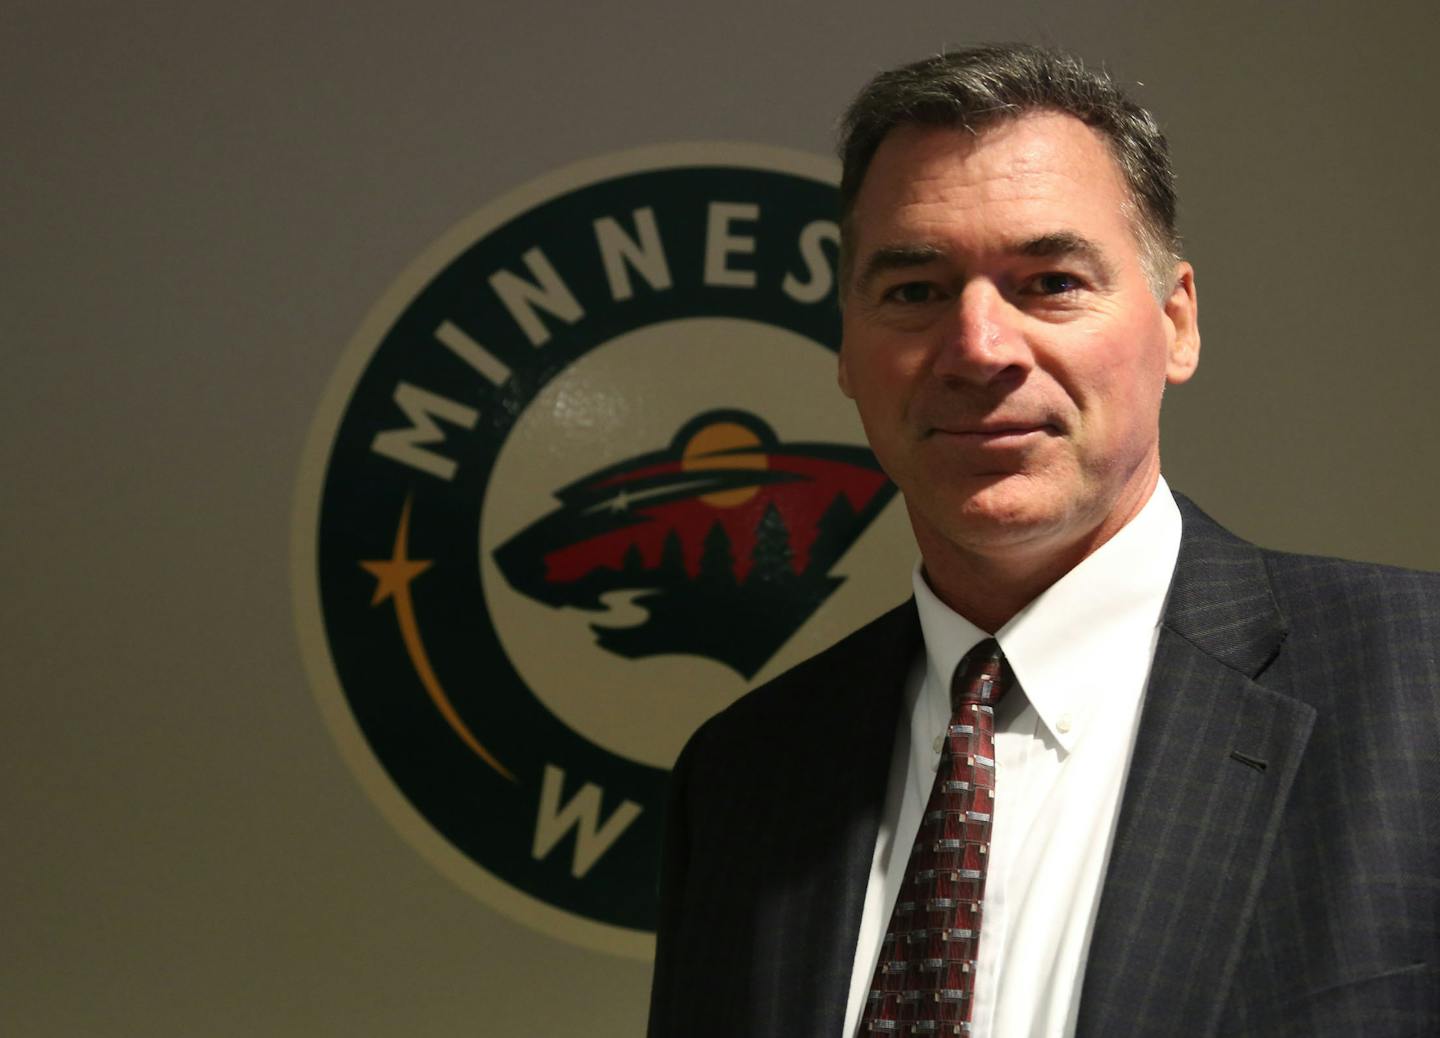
<box><xmin>361</xmin><ymin>497</ymin><xmax>516</xmax><ymax>783</ymax></box>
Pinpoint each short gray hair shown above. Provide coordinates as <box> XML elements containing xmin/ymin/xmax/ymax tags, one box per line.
<box><xmin>838</xmin><ymin>44</ymin><xmax>1180</xmax><ymax>296</ymax></box>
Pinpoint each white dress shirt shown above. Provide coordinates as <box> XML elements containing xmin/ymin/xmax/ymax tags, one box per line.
<box><xmin>843</xmin><ymin>478</ymin><xmax>1183</xmax><ymax>1038</ymax></box>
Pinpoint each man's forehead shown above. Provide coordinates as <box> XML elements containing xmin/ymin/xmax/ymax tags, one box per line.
<box><xmin>845</xmin><ymin>113</ymin><xmax>1136</xmax><ymax>267</ymax></box>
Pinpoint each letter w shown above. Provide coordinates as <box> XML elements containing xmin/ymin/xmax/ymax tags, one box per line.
<box><xmin>531</xmin><ymin>764</ymin><xmax>642</xmax><ymax>878</ymax></box>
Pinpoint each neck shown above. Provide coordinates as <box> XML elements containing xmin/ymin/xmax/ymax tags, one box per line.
<box><xmin>918</xmin><ymin>540</ymin><xmax>1087</xmax><ymax>634</ymax></box>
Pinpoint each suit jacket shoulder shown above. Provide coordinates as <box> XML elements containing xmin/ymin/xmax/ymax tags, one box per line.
<box><xmin>648</xmin><ymin>599</ymin><xmax>920</xmax><ymax>1037</ymax></box>
<box><xmin>1080</xmin><ymin>493</ymin><xmax>1440</xmax><ymax>1036</ymax></box>
<box><xmin>683</xmin><ymin>598</ymin><xmax>921</xmax><ymax>762</ymax></box>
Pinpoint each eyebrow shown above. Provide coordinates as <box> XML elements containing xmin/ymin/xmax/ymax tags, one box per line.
<box><xmin>852</xmin><ymin>231</ymin><xmax>1115</xmax><ymax>295</ymax></box>
<box><xmin>1013</xmin><ymin>231</ymin><xmax>1114</xmax><ymax>278</ymax></box>
<box><xmin>852</xmin><ymin>243</ymin><xmax>947</xmax><ymax>296</ymax></box>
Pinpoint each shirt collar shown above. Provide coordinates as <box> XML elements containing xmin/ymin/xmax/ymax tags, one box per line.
<box><xmin>912</xmin><ymin>477</ymin><xmax>1182</xmax><ymax>751</ymax></box>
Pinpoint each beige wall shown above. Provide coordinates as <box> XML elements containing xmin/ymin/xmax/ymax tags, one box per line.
<box><xmin>4</xmin><ymin>2</ymin><xmax>1437</xmax><ymax>1034</ymax></box>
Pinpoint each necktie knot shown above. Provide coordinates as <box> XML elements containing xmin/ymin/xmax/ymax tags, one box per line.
<box><xmin>950</xmin><ymin>638</ymin><xmax>1011</xmax><ymax>712</ymax></box>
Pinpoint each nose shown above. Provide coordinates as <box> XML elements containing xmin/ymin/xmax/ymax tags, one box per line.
<box><xmin>931</xmin><ymin>279</ymin><xmax>1032</xmax><ymax>385</ymax></box>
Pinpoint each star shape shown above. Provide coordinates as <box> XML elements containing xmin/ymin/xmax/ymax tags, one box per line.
<box><xmin>360</xmin><ymin>499</ymin><xmax>433</xmax><ymax>605</ymax></box>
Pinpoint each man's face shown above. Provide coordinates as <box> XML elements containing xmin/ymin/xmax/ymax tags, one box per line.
<box><xmin>839</xmin><ymin>113</ymin><xmax>1199</xmax><ymax>572</ymax></box>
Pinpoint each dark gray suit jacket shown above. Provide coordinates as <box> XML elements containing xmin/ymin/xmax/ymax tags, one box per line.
<box><xmin>647</xmin><ymin>495</ymin><xmax>1440</xmax><ymax>1036</ymax></box>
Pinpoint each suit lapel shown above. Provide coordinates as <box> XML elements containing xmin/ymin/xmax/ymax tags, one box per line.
<box><xmin>1076</xmin><ymin>497</ymin><xmax>1317</xmax><ymax>1037</ymax></box>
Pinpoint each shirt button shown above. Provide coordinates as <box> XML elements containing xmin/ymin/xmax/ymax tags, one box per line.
<box><xmin>932</xmin><ymin>734</ymin><xmax>944</xmax><ymax>753</ymax></box>
<box><xmin>1057</xmin><ymin>713</ymin><xmax>1073</xmax><ymax>735</ymax></box>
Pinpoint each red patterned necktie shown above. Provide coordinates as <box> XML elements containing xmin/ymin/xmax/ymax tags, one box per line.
<box><xmin>861</xmin><ymin>638</ymin><xmax>1012</xmax><ymax>1036</ymax></box>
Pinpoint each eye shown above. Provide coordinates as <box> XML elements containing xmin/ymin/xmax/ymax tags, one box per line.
<box><xmin>1025</xmin><ymin>272</ymin><xmax>1084</xmax><ymax>295</ymax></box>
<box><xmin>883</xmin><ymin>281</ymin><xmax>942</xmax><ymax>304</ymax></box>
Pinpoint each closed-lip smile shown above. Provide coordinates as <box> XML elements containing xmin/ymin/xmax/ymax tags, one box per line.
<box><xmin>929</xmin><ymin>422</ymin><xmax>1056</xmax><ymax>439</ymax></box>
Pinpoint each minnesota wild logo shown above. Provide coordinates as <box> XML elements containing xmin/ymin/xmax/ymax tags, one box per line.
<box><xmin>495</xmin><ymin>409</ymin><xmax>893</xmax><ymax>678</ymax></box>
<box><xmin>291</xmin><ymin>144</ymin><xmax>910</xmax><ymax>958</ymax></box>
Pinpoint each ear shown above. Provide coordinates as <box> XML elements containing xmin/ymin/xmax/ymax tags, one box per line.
<box><xmin>837</xmin><ymin>340</ymin><xmax>856</xmax><ymax>399</ymax></box>
<box><xmin>1163</xmin><ymin>262</ymin><xmax>1200</xmax><ymax>385</ymax></box>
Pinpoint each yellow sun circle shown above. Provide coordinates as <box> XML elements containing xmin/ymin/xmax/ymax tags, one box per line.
<box><xmin>680</xmin><ymin>421</ymin><xmax>768</xmax><ymax>507</ymax></box>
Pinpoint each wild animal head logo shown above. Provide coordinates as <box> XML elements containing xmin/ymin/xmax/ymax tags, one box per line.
<box><xmin>494</xmin><ymin>409</ymin><xmax>895</xmax><ymax>678</ymax></box>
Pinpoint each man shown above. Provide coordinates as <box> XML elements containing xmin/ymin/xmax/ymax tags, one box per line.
<box><xmin>647</xmin><ymin>44</ymin><xmax>1439</xmax><ymax>1037</ymax></box>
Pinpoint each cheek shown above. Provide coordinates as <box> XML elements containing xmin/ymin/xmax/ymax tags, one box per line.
<box><xmin>1101</xmin><ymin>348</ymin><xmax>1166</xmax><ymax>404</ymax></box>
<box><xmin>1054</xmin><ymin>326</ymin><xmax>1171</xmax><ymax>436</ymax></box>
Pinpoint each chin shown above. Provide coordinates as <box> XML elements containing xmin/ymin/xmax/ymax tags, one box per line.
<box><xmin>958</xmin><ymin>471</ymin><xmax>1064</xmax><ymax>520</ymax></box>
<box><xmin>950</xmin><ymin>507</ymin><xmax>1068</xmax><ymax>552</ymax></box>
<box><xmin>911</xmin><ymin>479</ymin><xmax>1074</xmax><ymax>553</ymax></box>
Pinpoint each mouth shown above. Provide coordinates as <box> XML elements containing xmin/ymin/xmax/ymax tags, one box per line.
<box><xmin>928</xmin><ymin>423</ymin><xmax>1057</xmax><ymax>446</ymax></box>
